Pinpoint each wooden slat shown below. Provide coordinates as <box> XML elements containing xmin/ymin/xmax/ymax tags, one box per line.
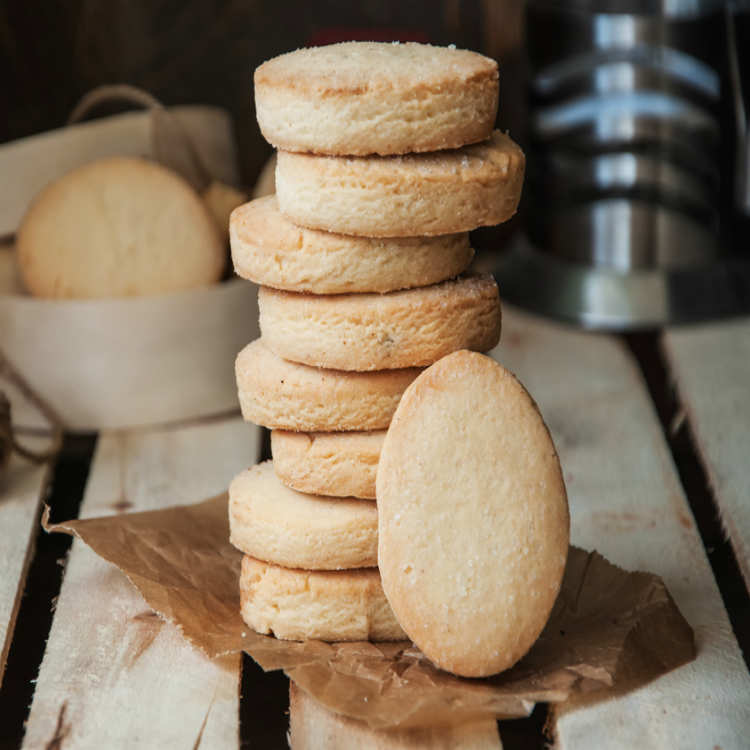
<box><xmin>22</xmin><ymin>417</ymin><xmax>259</xmax><ymax>750</ymax></box>
<box><xmin>663</xmin><ymin>317</ymin><xmax>750</xmax><ymax>589</ymax></box>
<box><xmin>492</xmin><ymin>307</ymin><xmax>750</xmax><ymax>750</ymax></box>
<box><xmin>0</xmin><ymin>370</ymin><xmax>55</xmax><ymax>687</ymax></box>
<box><xmin>0</xmin><ymin>451</ymin><xmax>51</xmax><ymax>687</ymax></box>
<box><xmin>289</xmin><ymin>682</ymin><xmax>502</xmax><ymax>750</ymax></box>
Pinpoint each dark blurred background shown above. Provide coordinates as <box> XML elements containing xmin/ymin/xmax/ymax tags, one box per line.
<box><xmin>0</xmin><ymin>0</ymin><xmax>524</xmax><ymax>186</ymax></box>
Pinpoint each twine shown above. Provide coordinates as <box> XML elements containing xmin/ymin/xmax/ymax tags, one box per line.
<box><xmin>0</xmin><ymin>351</ymin><xmax>63</xmax><ymax>472</ymax></box>
<box><xmin>66</xmin><ymin>84</ymin><xmax>213</xmax><ymax>191</ymax></box>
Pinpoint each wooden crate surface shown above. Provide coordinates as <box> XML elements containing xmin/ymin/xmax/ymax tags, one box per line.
<box><xmin>2</xmin><ymin>307</ymin><xmax>748</xmax><ymax>749</ymax></box>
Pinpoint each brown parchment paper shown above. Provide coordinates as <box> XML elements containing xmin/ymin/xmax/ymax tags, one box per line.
<box><xmin>44</xmin><ymin>493</ymin><xmax>696</xmax><ymax>730</ymax></box>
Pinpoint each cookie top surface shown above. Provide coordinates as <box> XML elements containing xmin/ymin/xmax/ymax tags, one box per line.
<box><xmin>377</xmin><ymin>351</ymin><xmax>569</xmax><ymax>677</ymax></box>
<box><xmin>230</xmin><ymin>196</ymin><xmax>472</xmax><ymax>294</ymax></box>
<box><xmin>271</xmin><ymin>429</ymin><xmax>385</xmax><ymax>499</ymax></box>
<box><xmin>17</xmin><ymin>156</ymin><xmax>224</xmax><ymax>299</ymax></box>
<box><xmin>229</xmin><ymin>460</ymin><xmax>378</xmax><ymax>570</ymax></box>
<box><xmin>240</xmin><ymin>555</ymin><xmax>406</xmax><ymax>642</ymax></box>
<box><xmin>231</xmin><ymin>461</ymin><xmax>376</xmax><ymax>532</ymax></box>
<box><xmin>278</xmin><ymin>130</ymin><xmax>523</xmax><ymax>185</ymax></box>
<box><xmin>235</xmin><ymin>338</ymin><xmax>422</xmax><ymax>431</ymax></box>
<box><xmin>275</xmin><ymin>131</ymin><xmax>525</xmax><ymax>236</ymax></box>
<box><xmin>256</xmin><ymin>42</ymin><xmax>496</xmax><ymax>93</ymax></box>
<box><xmin>254</xmin><ymin>42</ymin><xmax>498</xmax><ymax>156</ymax></box>
<box><xmin>258</xmin><ymin>274</ymin><xmax>501</xmax><ymax>371</ymax></box>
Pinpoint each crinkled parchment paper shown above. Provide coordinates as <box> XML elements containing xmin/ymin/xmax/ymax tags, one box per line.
<box><xmin>44</xmin><ymin>493</ymin><xmax>695</xmax><ymax>729</ymax></box>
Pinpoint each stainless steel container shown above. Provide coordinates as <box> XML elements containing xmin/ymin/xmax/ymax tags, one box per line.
<box><xmin>495</xmin><ymin>0</ymin><xmax>750</xmax><ymax>328</ymax></box>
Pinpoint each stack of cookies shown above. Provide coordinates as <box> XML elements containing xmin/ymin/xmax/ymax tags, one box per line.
<box><xmin>228</xmin><ymin>41</ymin><xmax>524</xmax><ymax>643</ymax></box>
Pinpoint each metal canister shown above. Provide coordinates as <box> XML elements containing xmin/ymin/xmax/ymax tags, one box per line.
<box><xmin>495</xmin><ymin>0</ymin><xmax>750</xmax><ymax>327</ymax></box>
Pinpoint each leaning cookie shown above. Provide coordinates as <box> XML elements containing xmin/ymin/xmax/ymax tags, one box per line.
<box><xmin>255</xmin><ymin>41</ymin><xmax>498</xmax><ymax>156</ymax></box>
<box><xmin>272</xmin><ymin>430</ymin><xmax>385</xmax><ymax>500</ymax></box>
<box><xmin>377</xmin><ymin>351</ymin><xmax>569</xmax><ymax>678</ymax></box>
<box><xmin>275</xmin><ymin>131</ymin><xmax>524</xmax><ymax>237</ymax></box>
<box><xmin>240</xmin><ymin>555</ymin><xmax>407</xmax><ymax>642</ymax></box>
<box><xmin>229</xmin><ymin>461</ymin><xmax>377</xmax><ymax>570</ymax></box>
<box><xmin>17</xmin><ymin>157</ymin><xmax>224</xmax><ymax>298</ymax></box>
<box><xmin>259</xmin><ymin>274</ymin><xmax>501</xmax><ymax>371</ymax></box>
<box><xmin>235</xmin><ymin>339</ymin><xmax>421</xmax><ymax>431</ymax></box>
<box><xmin>230</xmin><ymin>196</ymin><xmax>473</xmax><ymax>294</ymax></box>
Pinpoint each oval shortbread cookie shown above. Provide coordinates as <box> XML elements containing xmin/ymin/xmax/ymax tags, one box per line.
<box><xmin>240</xmin><ymin>555</ymin><xmax>406</xmax><ymax>642</ymax></box>
<box><xmin>259</xmin><ymin>274</ymin><xmax>501</xmax><ymax>371</ymax></box>
<box><xmin>235</xmin><ymin>339</ymin><xmax>421</xmax><ymax>431</ymax></box>
<box><xmin>275</xmin><ymin>130</ymin><xmax>525</xmax><ymax>237</ymax></box>
<box><xmin>229</xmin><ymin>461</ymin><xmax>377</xmax><ymax>570</ymax></box>
<box><xmin>272</xmin><ymin>430</ymin><xmax>385</xmax><ymax>499</ymax></box>
<box><xmin>255</xmin><ymin>41</ymin><xmax>498</xmax><ymax>156</ymax></box>
<box><xmin>17</xmin><ymin>157</ymin><xmax>224</xmax><ymax>298</ymax></box>
<box><xmin>377</xmin><ymin>351</ymin><xmax>569</xmax><ymax>678</ymax></box>
<box><xmin>230</xmin><ymin>196</ymin><xmax>473</xmax><ymax>294</ymax></box>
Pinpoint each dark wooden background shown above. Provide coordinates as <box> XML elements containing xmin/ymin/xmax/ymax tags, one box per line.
<box><xmin>0</xmin><ymin>0</ymin><xmax>524</xmax><ymax>187</ymax></box>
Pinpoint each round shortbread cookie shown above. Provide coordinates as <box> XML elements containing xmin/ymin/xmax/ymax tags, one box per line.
<box><xmin>254</xmin><ymin>41</ymin><xmax>498</xmax><ymax>156</ymax></box>
<box><xmin>272</xmin><ymin>430</ymin><xmax>385</xmax><ymax>499</ymax></box>
<box><xmin>240</xmin><ymin>555</ymin><xmax>407</xmax><ymax>642</ymax></box>
<box><xmin>235</xmin><ymin>339</ymin><xmax>421</xmax><ymax>431</ymax></box>
<box><xmin>17</xmin><ymin>157</ymin><xmax>224</xmax><ymax>298</ymax></box>
<box><xmin>377</xmin><ymin>351</ymin><xmax>569</xmax><ymax>678</ymax></box>
<box><xmin>230</xmin><ymin>196</ymin><xmax>473</xmax><ymax>294</ymax></box>
<box><xmin>229</xmin><ymin>461</ymin><xmax>377</xmax><ymax>570</ymax></box>
<box><xmin>275</xmin><ymin>130</ymin><xmax>525</xmax><ymax>237</ymax></box>
<box><xmin>259</xmin><ymin>274</ymin><xmax>501</xmax><ymax>371</ymax></box>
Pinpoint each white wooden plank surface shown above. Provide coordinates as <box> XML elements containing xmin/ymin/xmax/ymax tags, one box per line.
<box><xmin>0</xmin><ymin>369</ymin><xmax>56</xmax><ymax>687</ymax></box>
<box><xmin>492</xmin><ymin>306</ymin><xmax>750</xmax><ymax>750</ymax></box>
<box><xmin>0</xmin><ymin>451</ymin><xmax>51</xmax><ymax>688</ymax></box>
<box><xmin>663</xmin><ymin>317</ymin><xmax>750</xmax><ymax>588</ymax></box>
<box><xmin>289</xmin><ymin>682</ymin><xmax>502</xmax><ymax>749</ymax></box>
<box><xmin>22</xmin><ymin>417</ymin><xmax>259</xmax><ymax>750</ymax></box>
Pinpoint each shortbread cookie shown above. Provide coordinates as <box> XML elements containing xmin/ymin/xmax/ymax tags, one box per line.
<box><xmin>272</xmin><ymin>430</ymin><xmax>385</xmax><ymax>499</ymax></box>
<box><xmin>230</xmin><ymin>196</ymin><xmax>473</xmax><ymax>294</ymax></box>
<box><xmin>235</xmin><ymin>339</ymin><xmax>421</xmax><ymax>431</ymax></box>
<box><xmin>275</xmin><ymin>131</ymin><xmax>524</xmax><ymax>237</ymax></box>
<box><xmin>240</xmin><ymin>555</ymin><xmax>406</xmax><ymax>642</ymax></box>
<box><xmin>377</xmin><ymin>351</ymin><xmax>569</xmax><ymax>678</ymax></box>
<box><xmin>255</xmin><ymin>42</ymin><xmax>498</xmax><ymax>156</ymax></box>
<box><xmin>259</xmin><ymin>275</ymin><xmax>501</xmax><ymax>371</ymax></box>
<box><xmin>229</xmin><ymin>461</ymin><xmax>377</xmax><ymax>569</ymax></box>
<box><xmin>17</xmin><ymin>157</ymin><xmax>224</xmax><ymax>298</ymax></box>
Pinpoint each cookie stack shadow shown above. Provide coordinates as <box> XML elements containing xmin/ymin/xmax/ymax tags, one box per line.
<box><xmin>227</xmin><ymin>42</ymin><xmax>525</xmax><ymax>643</ymax></box>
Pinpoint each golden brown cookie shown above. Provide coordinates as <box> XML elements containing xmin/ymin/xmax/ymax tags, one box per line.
<box><xmin>377</xmin><ymin>351</ymin><xmax>569</xmax><ymax>678</ymax></box>
<box><xmin>235</xmin><ymin>339</ymin><xmax>421</xmax><ymax>431</ymax></box>
<box><xmin>255</xmin><ymin>41</ymin><xmax>498</xmax><ymax>156</ymax></box>
<box><xmin>275</xmin><ymin>131</ymin><xmax>524</xmax><ymax>237</ymax></box>
<box><xmin>259</xmin><ymin>274</ymin><xmax>501</xmax><ymax>371</ymax></box>
<box><xmin>17</xmin><ymin>157</ymin><xmax>224</xmax><ymax>298</ymax></box>
<box><xmin>272</xmin><ymin>430</ymin><xmax>385</xmax><ymax>499</ymax></box>
<box><xmin>230</xmin><ymin>196</ymin><xmax>472</xmax><ymax>294</ymax></box>
<box><xmin>229</xmin><ymin>461</ymin><xmax>377</xmax><ymax>570</ymax></box>
<box><xmin>240</xmin><ymin>555</ymin><xmax>406</xmax><ymax>642</ymax></box>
